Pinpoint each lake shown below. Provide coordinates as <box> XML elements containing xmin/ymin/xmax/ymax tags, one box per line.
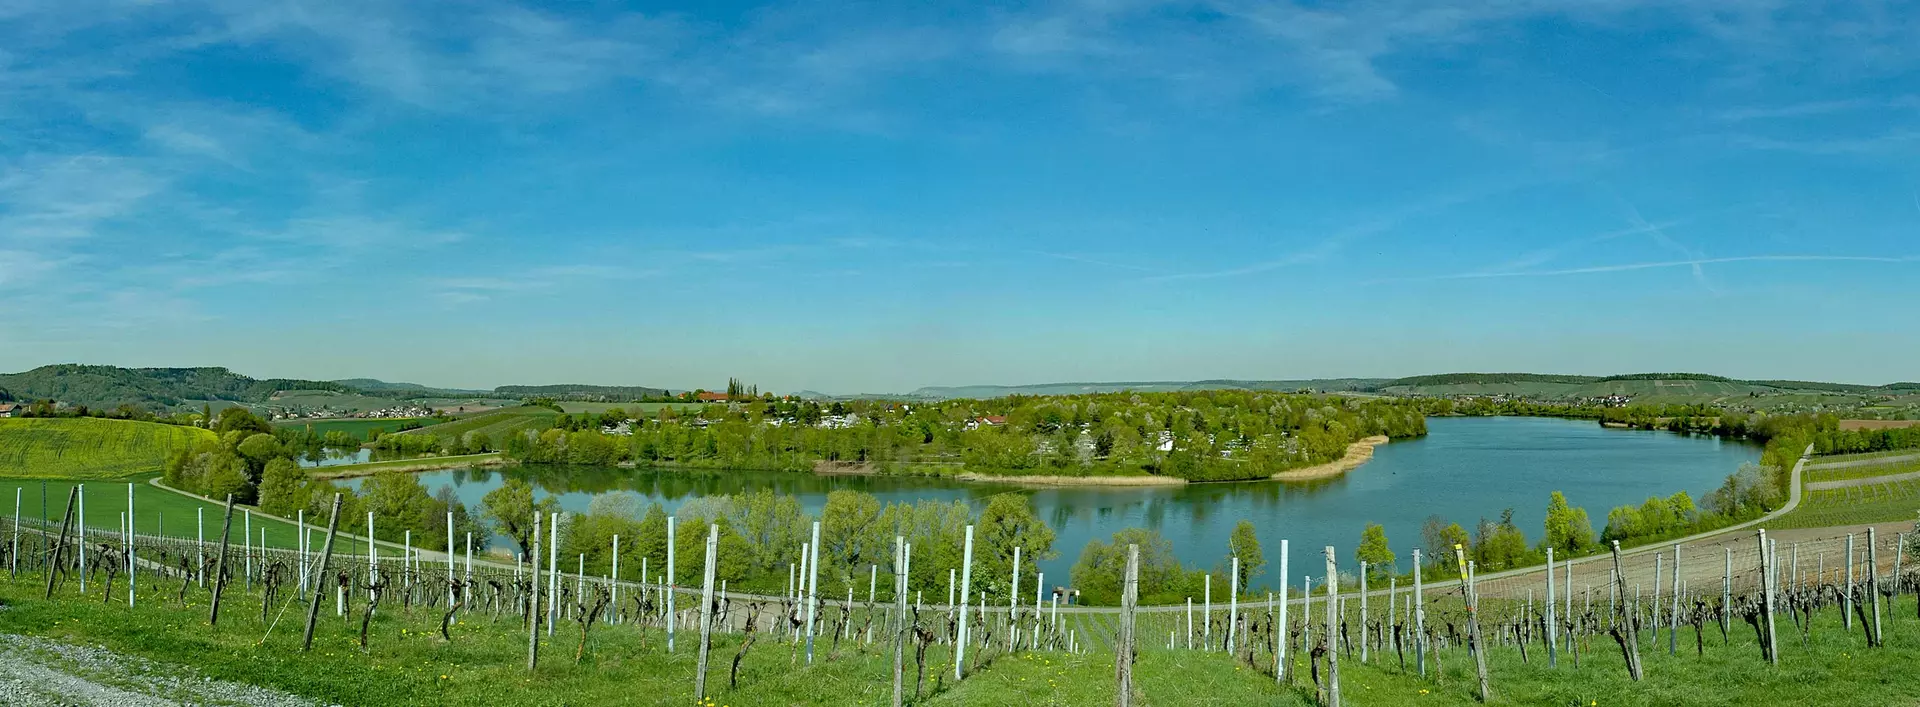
<box><xmin>345</xmin><ymin>416</ymin><xmax>1759</xmax><ymax>591</ymax></box>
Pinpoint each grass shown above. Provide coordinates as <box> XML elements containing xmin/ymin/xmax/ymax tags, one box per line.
<box><xmin>399</xmin><ymin>406</ymin><xmax>558</xmax><ymax>443</ymax></box>
<box><xmin>270</xmin><ymin>418</ymin><xmax>441</xmax><ymax>441</ymax></box>
<box><xmin>3</xmin><ymin>567</ymin><xmax>1920</xmax><ymax>706</ymax></box>
<box><xmin>0</xmin><ymin>418</ymin><xmax>214</xmax><ymax>480</ymax></box>
<box><xmin>1771</xmin><ymin>476</ymin><xmax>1920</xmax><ymax>529</ymax></box>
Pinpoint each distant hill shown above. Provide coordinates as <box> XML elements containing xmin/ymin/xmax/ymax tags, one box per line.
<box><xmin>493</xmin><ymin>384</ymin><xmax>670</xmax><ymax>402</ymax></box>
<box><xmin>904</xmin><ymin>378</ymin><xmax>1392</xmax><ymax>400</ymax></box>
<box><xmin>0</xmin><ymin>365</ymin><xmax>350</xmax><ymax>410</ymax></box>
<box><xmin>890</xmin><ymin>372</ymin><xmax>1917</xmax><ymax>402</ymax></box>
<box><xmin>332</xmin><ymin>379</ymin><xmax>493</xmax><ymax>397</ymax></box>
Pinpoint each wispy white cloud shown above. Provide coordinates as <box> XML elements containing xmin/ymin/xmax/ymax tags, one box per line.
<box><xmin>1728</xmin><ymin>131</ymin><xmax>1920</xmax><ymax>155</ymax></box>
<box><xmin>1384</xmin><ymin>254</ymin><xmax>1916</xmax><ymax>283</ymax></box>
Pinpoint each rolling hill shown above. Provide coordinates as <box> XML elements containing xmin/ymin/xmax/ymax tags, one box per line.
<box><xmin>0</xmin><ymin>418</ymin><xmax>214</xmax><ymax>479</ymax></box>
<box><xmin>0</xmin><ymin>365</ymin><xmax>348</xmax><ymax>410</ymax></box>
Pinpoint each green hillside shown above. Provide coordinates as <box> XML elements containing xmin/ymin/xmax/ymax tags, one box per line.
<box><xmin>492</xmin><ymin>384</ymin><xmax>670</xmax><ymax>401</ymax></box>
<box><xmin>0</xmin><ymin>418</ymin><xmax>214</xmax><ymax>479</ymax></box>
<box><xmin>0</xmin><ymin>364</ymin><xmax>347</xmax><ymax>410</ymax></box>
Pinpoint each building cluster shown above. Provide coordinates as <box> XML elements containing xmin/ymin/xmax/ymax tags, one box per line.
<box><xmin>269</xmin><ymin>404</ymin><xmax>438</xmax><ymax>421</ymax></box>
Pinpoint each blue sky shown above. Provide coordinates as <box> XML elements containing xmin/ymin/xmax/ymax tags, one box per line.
<box><xmin>1</xmin><ymin>0</ymin><xmax>1916</xmax><ymax>393</ymax></box>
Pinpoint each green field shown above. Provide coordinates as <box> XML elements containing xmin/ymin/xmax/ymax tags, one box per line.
<box><xmin>271</xmin><ymin>417</ymin><xmax>440</xmax><ymax>440</ymax></box>
<box><xmin>399</xmin><ymin>406</ymin><xmax>558</xmax><ymax>443</ymax></box>
<box><xmin>0</xmin><ymin>418</ymin><xmax>214</xmax><ymax>480</ymax></box>
<box><xmin>3</xmin><ymin>564</ymin><xmax>1920</xmax><ymax>706</ymax></box>
<box><xmin>4</xmin><ymin>476</ymin><xmax>306</xmax><ymax>546</ymax></box>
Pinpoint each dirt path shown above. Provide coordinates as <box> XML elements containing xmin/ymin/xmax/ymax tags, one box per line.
<box><xmin>0</xmin><ymin>634</ymin><xmax>322</xmax><ymax>707</ymax></box>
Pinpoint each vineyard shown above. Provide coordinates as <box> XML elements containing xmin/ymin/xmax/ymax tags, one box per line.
<box><xmin>3</xmin><ymin>486</ymin><xmax>1919</xmax><ymax>706</ymax></box>
<box><xmin>394</xmin><ymin>407</ymin><xmax>559</xmax><ymax>445</ymax></box>
<box><xmin>1774</xmin><ymin>452</ymin><xmax>1920</xmax><ymax>530</ymax></box>
<box><xmin>0</xmin><ymin>418</ymin><xmax>213</xmax><ymax>479</ymax></box>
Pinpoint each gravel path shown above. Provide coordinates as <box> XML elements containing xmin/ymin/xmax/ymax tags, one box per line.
<box><xmin>0</xmin><ymin>635</ymin><xmax>324</xmax><ymax>707</ymax></box>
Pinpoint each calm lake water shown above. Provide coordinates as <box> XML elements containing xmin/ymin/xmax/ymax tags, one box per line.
<box><xmin>347</xmin><ymin>416</ymin><xmax>1758</xmax><ymax>591</ymax></box>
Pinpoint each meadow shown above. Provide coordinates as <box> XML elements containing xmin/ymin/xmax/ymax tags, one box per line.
<box><xmin>0</xmin><ymin>418</ymin><xmax>213</xmax><ymax>479</ymax></box>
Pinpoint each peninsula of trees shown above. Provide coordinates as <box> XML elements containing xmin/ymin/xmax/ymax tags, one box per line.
<box><xmin>490</xmin><ymin>390</ymin><xmax>1430</xmax><ymax>482</ymax></box>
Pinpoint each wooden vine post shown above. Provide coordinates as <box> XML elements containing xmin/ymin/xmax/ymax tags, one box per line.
<box><xmin>1453</xmin><ymin>544</ymin><xmax>1491</xmax><ymax>701</ymax></box>
<box><xmin>43</xmin><ymin>486</ymin><xmax>78</xmax><ymax>599</ymax></box>
<box><xmin>695</xmin><ymin>524</ymin><xmax>719</xmax><ymax>700</ymax></box>
<box><xmin>1412</xmin><ymin>549</ymin><xmax>1425</xmax><ymax>678</ymax></box>
<box><xmin>1324</xmin><ymin>546</ymin><xmax>1341</xmax><ymax>707</ymax></box>
<box><xmin>527</xmin><ymin>514</ymin><xmax>543</xmax><ymax>671</ymax></box>
<box><xmin>1868</xmin><ymin>527</ymin><xmax>1882</xmax><ymax>647</ymax></box>
<box><xmin>1759</xmin><ymin>530</ymin><xmax>1777</xmax><ymax>665</ymax></box>
<box><xmin>1609</xmin><ymin>540</ymin><xmax>1643</xmax><ymax>680</ymax></box>
<box><xmin>1116</xmin><ymin>543</ymin><xmax>1138</xmax><ymax>707</ymax></box>
<box><xmin>209</xmin><ymin>494</ymin><xmax>237</xmax><ymax>626</ymax></box>
<box><xmin>891</xmin><ymin>536</ymin><xmax>907</xmax><ymax>707</ymax></box>
<box><xmin>301</xmin><ymin>494</ymin><xmax>343</xmax><ymax>652</ymax></box>
<box><xmin>1275</xmin><ymin>538</ymin><xmax>1289</xmax><ymax>684</ymax></box>
<box><xmin>1545</xmin><ymin>547</ymin><xmax>1558</xmax><ymax>668</ymax></box>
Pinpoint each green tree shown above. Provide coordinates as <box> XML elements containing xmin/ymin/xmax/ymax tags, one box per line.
<box><xmin>214</xmin><ymin>407</ymin><xmax>271</xmax><ymax>435</ymax></box>
<box><xmin>426</xmin><ymin>485</ymin><xmax>491</xmax><ymax>554</ymax></box>
<box><xmin>1421</xmin><ymin>515</ymin><xmax>1471</xmax><ymax>570</ymax></box>
<box><xmin>257</xmin><ymin>457</ymin><xmax>306</xmax><ymax>517</ymax></box>
<box><xmin>976</xmin><ymin>493</ymin><xmax>1057</xmax><ymax>596</ymax></box>
<box><xmin>1227</xmin><ymin>520</ymin><xmax>1264</xmax><ymax>591</ymax></box>
<box><xmin>1356</xmin><ymin>522</ymin><xmax>1395</xmax><ymax>574</ymax></box>
<box><xmin>729</xmin><ymin>489</ymin><xmax>809</xmax><ymax>579</ymax></box>
<box><xmin>201</xmin><ymin>452</ymin><xmax>253</xmax><ymax>502</ymax></box>
<box><xmin>361</xmin><ymin>470</ymin><xmax>434</xmax><ymax>543</ymax></box>
<box><xmin>1542</xmin><ymin>491</ymin><xmax>1595</xmax><ymax>554</ymax></box>
<box><xmin>481</xmin><ymin>478</ymin><xmax>557</xmax><ymax>558</ymax></box>
<box><xmin>819</xmin><ymin>490</ymin><xmax>885</xmax><ymax>586</ymax></box>
<box><xmin>633</xmin><ymin>502</ymin><xmax>669</xmax><ymax>580</ymax></box>
<box><xmin>1070</xmin><ymin>528</ymin><xmax>1188</xmax><ymax>605</ymax></box>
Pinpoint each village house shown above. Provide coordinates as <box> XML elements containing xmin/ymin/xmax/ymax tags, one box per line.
<box><xmin>0</xmin><ymin>402</ymin><xmax>17</xmax><ymax>418</ymax></box>
<box><xmin>696</xmin><ymin>391</ymin><xmax>730</xmax><ymax>402</ymax></box>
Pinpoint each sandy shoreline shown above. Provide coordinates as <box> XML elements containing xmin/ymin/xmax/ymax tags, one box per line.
<box><xmin>1267</xmin><ymin>435</ymin><xmax>1390</xmax><ymax>481</ymax></box>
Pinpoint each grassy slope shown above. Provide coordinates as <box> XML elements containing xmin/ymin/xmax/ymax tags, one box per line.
<box><xmin>0</xmin><ymin>418</ymin><xmax>213</xmax><ymax>479</ymax></box>
<box><xmin>3</xmin><ymin>477</ymin><xmax>305</xmax><ymax>546</ymax></box>
<box><xmin>2</xmin><ymin>572</ymin><xmax>1918</xmax><ymax>706</ymax></box>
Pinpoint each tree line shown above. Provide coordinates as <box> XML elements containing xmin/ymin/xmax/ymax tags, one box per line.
<box><xmin>489</xmin><ymin>391</ymin><xmax>1431</xmax><ymax>482</ymax></box>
